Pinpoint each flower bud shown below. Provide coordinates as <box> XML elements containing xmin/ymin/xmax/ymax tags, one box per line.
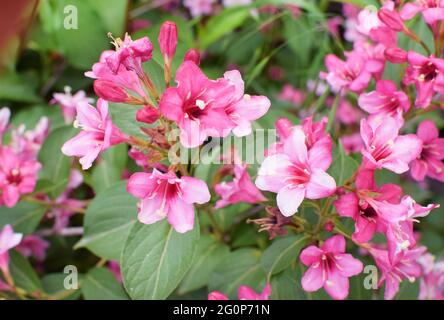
<box><xmin>384</xmin><ymin>47</ymin><xmax>407</xmax><ymax>63</ymax></box>
<box><xmin>94</xmin><ymin>80</ymin><xmax>131</xmax><ymax>103</ymax></box>
<box><xmin>183</xmin><ymin>49</ymin><xmax>201</xmax><ymax>65</ymax></box>
<box><xmin>378</xmin><ymin>8</ymin><xmax>405</xmax><ymax>32</ymax></box>
<box><xmin>136</xmin><ymin>105</ymin><xmax>160</xmax><ymax>124</ymax></box>
<box><xmin>158</xmin><ymin>21</ymin><xmax>178</xmax><ymax>62</ymax></box>
<box><xmin>275</xmin><ymin>117</ymin><xmax>293</xmax><ymax>138</ymax></box>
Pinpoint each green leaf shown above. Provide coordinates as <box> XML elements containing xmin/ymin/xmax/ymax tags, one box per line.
<box><xmin>38</xmin><ymin>125</ymin><xmax>77</xmax><ymax>198</ymax></box>
<box><xmin>199</xmin><ymin>7</ymin><xmax>251</xmax><ymax>49</ymax></box>
<box><xmin>9</xmin><ymin>251</ymin><xmax>43</xmax><ymax>294</ymax></box>
<box><xmin>0</xmin><ymin>73</ymin><xmax>41</xmax><ymax>103</ymax></box>
<box><xmin>209</xmin><ymin>248</ymin><xmax>266</xmax><ymax>299</ymax></box>
<box><xmin>109</xmin><ymin>103</ymin><xmax>147</xmax><ymax>138</ymax></box>
<box><xmin>178</xmin><ymin>235</ymin><xmax>230</xmax><ymax>295</ymax></box>
<box><xmin>261</xmin><ymin>235</ymin><xmax>308</xmax><ymax>281</ymax></box>
<box><xmin>328</xmin><ymin>142</ymin><xmax>359</xmax><ymax>186</ymax></box>
<box><xmin>91</xmin><ymin>144</ymin><xmax>128</xmax><ymax>193</ymax></box>
<box><xmin>42</xmin><ymin>273</ymin><xmax>82</xmax><ymax>300</ymax></box>
<box><xmin>270</xmin><ymin>266</ymin><xmax>308</xmax><ymax>300</ymax></box>
<box><xmin>0</xmin><ymin>202</ymin><xmax>47</xmax><ymax>234</ymax></box>
<box><xmin>89</xmin><ymin>0</ymin><xmax>129</xmax><ymax>36</ymax></box>
<box><xmin>82</xmin><ymin>267</ymin><xmax>129</xmax><ymax>300</ymax></box>
<box><xmin>75</xmin><ymin>182</ymin><xmax>137</xmax><ymax>260</ymax></box>
<box><xmin>121</xmin><ymin>220</ymin><xmax>200</xmax><ymax>300</ymax></box>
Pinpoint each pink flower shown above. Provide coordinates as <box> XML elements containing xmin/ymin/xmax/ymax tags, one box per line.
<box><xmin>11</xmin><ymin>117</ymin><xmax>49</xmax><ymax>161</ymax></box>
<box><xmin>214</xmin><ymin>163</ymin><xmax>266</xmax><ymax>208</ymax></box>
<box><xmin>106</xmin><ymin>34</ymin><xmax>153</xmax><ymax>78</ymax></box>
<box><xmin>0</xmin><ymin>107</ymin><xmax>11</xmax><ymax>139</ymax></box>
<box><xmin>360</xmin><ymin>117</ymin><xmax>422</xmax><ymax>174</ymax></box>
<box><xmin>51</xmin><ymin>86</ymin><xmax>92</xmax><ymax>124</ymax></box>
<box><xmin>0</xmin><ymin>225</ymin><xmax>22</xmax><ymax>275</ymax></box>
<box><xmin>222</xmin><ymin>70</ymin><xmax>271</xmax><ymax>136</ymax></box>
<box><xmin>278</xmin><ymin>84</ymin><xmax>305</xmax><ymax>106</ymax></box>
<box><xmin>208</xmin><ymin>284</ymin><xmax>271</xmax><ymax>300</ymax></box>
<box><xmin>158</xmin><ymin>21</ymin><xmax>178</xmax><ymax>64</ymax></box>
<box><xmin>127</xmin><ymin>170</ymin><xmax>211</xmax><ymax>233</ymax></box>
<box><xmin>256</xmin><ymin>127</ymin><xmax>336</xmax><ymax>217</ymax></box>
<box><xmin>108</xmin><ymin>261</ymin><xmax>122</xmax><ymax>283</ymax></box>
<box><xmin>223</xmin><ymin>0</ymin><xmax>252</xmax><ymax>8</ymax></box>
<box><xmin>358</xmin><ymin>80</ymin><xmax>410</xmax><ymax>121</ymax></box>
<box><xmin>334</xmin><ymin>166</ymin><xmax>404</xmax><ymax>243</ymax></box>
<box><xmin>300</xmin><ymin>235</ymin><xmax>363</xmax><ymax>300</ymax></box>
<box><xmin>184</xmin><ymin>49</ymin><xmax>201</xmax><ymax>65</ymax></box>
<box><xmin>184</xmin><ymin>0</ymin><xmax>215</xmax><ymax>17</ymax></box>
<box><xmin>336</xmin><ymin>100</ymin><xmax>362</xmax><ymax>125</ymax></box>
<box><xmin>0</xmin><ymin>147</ymin><xmax>41</xmax><ymax>207</ymax></box>
<box><xmin>340</xmin><ymin>133</ymin><xmax>363</xmax><ymax>154</ymax></box>
<box><xmin>418</xmin><ymin>253</ymin><xmax>444</xmax><ymax>300</ymax></box>
<box><xmin>16</xmin><ymin>235</ymin><xmax>49</xmax><ymax>262</ymax></box>
<box><xmin>370</xmin><ymin>246</ymin><xmax>425</xmax><ymax>300</ymax></box>
<box><xmin>85</xmin><ymin>51</ymin><xmax>148</xmax><ymax>104</ymax></box>
<box><xmin>62</xmin><ymin>99</ymin><xmax>126</xmax><ymax>170</ymax></box>
<box><xmin>404</xmin><ymin>51</ymin><xmax>444</xmax><ymax>108</ymax></box>
<box><xmin>400</xmin><ymin>0</ymin><xmax>444</xmax><ymax>25</ymax></box>
<box><xmin>410</xmin><ymin>120</ymin><xmax>444</xmax><ymax>181</ymax></box>
<box><xmin>160</xmin><ymin>61</ymin><xmax>235</xmax><ymax>148</ymax></box>
<box><xmin>321</xmin><ymin>52</ymin><xmax>372</xmax><ymax>93</ymax></box>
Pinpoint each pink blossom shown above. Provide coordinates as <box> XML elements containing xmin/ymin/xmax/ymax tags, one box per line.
<box><xmin>0</xmin><ymin>147</ymin><xmax>41</xmax><ymax>207</ymax></box>
<box><xmin>159</xmin><ymin>61</ymin><xmax>236</xmax><ymax>148</ymax></box>
<box><xmin>300</xmin><ymin>235</ymin><xmax>363</xmax><ymax>300</ymax></box>
<box><xmin>222</xmin><ymin>70</ymin><xmax>271</xmax><ymax>137</ymax></box>
<box><xmin>334</xmin><ymin>166</ymin><xmax>404</xmax><ymax>243</ymax></box>
<box><xmin>0</xmin><ymin>225</ymin><xmax>22</xmax><ymax>275</ymax></box>
<box><xmin>16</xmin><ymin>235</ymin><xmax>49</xmax><ymax>262</ymax></box>
<box><xmin>400</xmin><ymin>0</ymin><xmax>444</xmax><ymax>25</ymax></box>
<box><xmin>62</xmin><ymin>99</ymin><xmax>126</xmax><ymax>170</ymax></box>
<box><xmin>215</xmin><ymin>163</ymin><xmax>266</xmax><ymax>208</ymax></box>
<box><xmin>0</xmin><ymin>107</ymin><xmax>11</xmax><ymax>139</ymax></box>
<box><xmin>340</xmin><ymin>133</ymin><xmax>363</xmax><ymax>154</ymax></box>
<box><xmin>208</xmin><ymin>284</ymin><xmax>271</xmax><ymax>300</ymax></box>
<box><xmin>127</xmin><ymin>170</ymin><xmax>211</xmax><ymax>233</ymax></box>
<box><xmin>51</xmin><ymin>86</ymin><xmax>92</xmax><ymax>124</ymax></box>
<box><xmin>358</xmin><ymin>80</ymin><xmax>410</xmax><ymax>121</ymax></box>
<box><xmin>108</xmin><ymin>261</ymin><xmax>122</xmax><ymax>283</ymax></box>
<box><xmin>336</xmin><ymin>99</ymin><xmax>362</xmax><ymax>125</ymax></box>
<box><xmin>326</xmin><ymin>17</ymin><xmax>343</xmax><ymax>37</ymax></box>
<box><xmin>223</xmin><ymin>0</ymin><xmax>251</xmax><ymax>8</ymax></box>
<box><xmin>321</xmin><ymin>52</ymin><xmax>372</xmax><ymax>93</ymax></box>
<box><xmin>85</xmin><ymin>50</ymin><xmax>147</xmax><ymax>103</ymax></box>
<box><xmin>418</xmin><ymin>253</ymin><xmax>444</xmax><ymax>300</ymax></box>
<box><xmin>404</xmin><ymin>51</ymin><xmax>444</xmax><ymax>108</ymax></box>
<box><xmin>411</xmin><ymin>120</ymin><xmax>444</xmax><ymax>181</ymax></box>
<box><xmin>158</xmin><ymin>21</ymin><xmax>178</xmax><ymax>63</ymax></box>
<box><xmin>370</xmin><ymin>246</ymin><xmax>425</xmax><ymax>300</ymax></box>
<box><xmin>184</xmin><ymin>0</ymin><xmax>215</xmax><ymax>17</ymax></box>
<box><xmin>184</xmin><ymin>49</ymin><xmax>201</xmax><ymax>65</ymax></box>
<box><xmin>278</xmin><ymin>84</ymin><xmax>305</xmax><ymax>106</ymax></box>
<box><xmin>352</xmin><ymin>41</ymin><xmax>386</xmax><ymax>80</ymax></box>
<box><xmin>11</xmin><ymin>117</ymin><xmax>49</xmax><ymax>161</ymax></box>
<box><xmin>256</xmin><ymin>127</ymin><xmax>336</xmax><ymax>217</ymax></box>
<box><xmin>360</xmin><ymin>116</ymin><xmax>422</xmax><ymax>174</ymax></box>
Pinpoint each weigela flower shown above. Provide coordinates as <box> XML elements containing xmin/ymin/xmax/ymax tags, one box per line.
<box><xmin>0</xmin><ymin>147</ymin><xmax>41</xmax><ymax>207</ymax></box>
<box><xmin>127</xmin><ymin>169</ymin><xmax>211</xmax><ymax>233</ymax></box>
<box><xmin>184</xmin><ymin>0</ymin><xmax>215</xmax><ymax>17</ymax></box>
<box><xmin>278</xmin><ymin>84</ymin><xmax>305</xmax><ymax>106</ymax></box>
<box><xmin>256</xmin><ymin>127</ymin><xmax>336</xmax><ymax>217</ymax></box>
<box><xmin>0</xmin><ymin>225</ymin><xmax>22</xmax><ymax>275</ymax></box>
<box><xmin>410</xmin><ymin>120</ymin><xmax>444</xmax><ymax>182</ymax></box>
<box><xmin>400</xmin><ymin>0</ymin><xmax>444</xmax><ymax>25</ymax></box>
<box><xmin>214</xmin><ymin>163</ymin><xmax>266</xmax><ymax>208</ymax></box>
<box><xmin>418</xmin><ymin>253</ymin><xmax>444</xmax><ymax>300</ymax></box>
<box><xmin>248</xmin><ymin>206</ymin><xmax>293</xmax><ymax>239</ymax></box>
<box><xmin>300</xmin><ymin>235</ymin><xmax>363</xmax><ymax>300</ymax></box>
<box><xmin>0</xmin><ymin>107</ymin><xmax>11</xmax><ymax>139</ymax></box>
<box><xmin>370</xmin><ymin>246</ymin><xmax>425</xmax><ymax>300</ymax></box>
<box><xmin>11</xmin><ymin>117</ymin><xmax>49</xmax><ymax>161</ymax></box>
<box><xmin>208</xmin><ymin>284</ymin><xmax>271</xmax><ymax>300</ymax></box>
<box><xmin>62</xmin><ymin>99</ymin><xmax>126</xmax><ymax>170</ymax></box>
<box><xmin>360</xmin><ymin>116</ymin><xmax>422</xmax><ymax>174</ymax></box>
<box><xmin>358</xmin><ymin>80</ymin><xmax>410</xmax><ymax>121</ymax></box>
<box><xmin>51</xmin><ymin>86</ymin><xmax>92</xmax><ymax>124</ymax></box>
<box><xmin>403</xmin><ymin>51</ymin><xmax>444</xmax><ymax>108</ymax></box>
<box><xmin>16</xmin><ymin>235</ymin><xmax>49</xmax><ymax>262</ymax></box>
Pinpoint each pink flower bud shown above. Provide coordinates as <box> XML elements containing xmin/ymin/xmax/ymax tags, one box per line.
<box><xmin>158</xmin><ymin>21</ymin><xmax>178</xmax><ymax>62</ymax></box>
<box><xmin>384</xmin><ymin>47</ymin><xmax>407</xmax><ymax>63</ymax></box>
<box><xmin>136</xmin><ymin>105</ymin><xmax>160</xmax><ymax>124</ymax></box>
<box><xmin>324</xmin><ymin>220</ymin><xmax>335</xmax><ymax>232</ymax></box>
<box><xmin>183</xmin><ymin>49</ymin><xmax>201</xmax><ymax>65</ymax></box>
<box><xmin>378</xmin><ymin>9</ymin><xmax>405</xmax><ymax>32</ymax></box>
<box><xmin>94</xmin><ymin>80</ymin><xmax>130</xmax><ymax>103</ymax></box>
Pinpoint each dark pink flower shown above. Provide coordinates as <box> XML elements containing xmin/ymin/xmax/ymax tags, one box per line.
<box><xmin>400</xmin><ymin>0</ymin><xmax>444</xmax><ymax>25</ymax></box>
<box><xmin>300</xmin><ymin>235</ymin><xmax>363</xmax><ymax>300</ymax></box>
<box><xmin>16</xmin><ymin>235</ymin><xmax>49</xmax><ymax>262</ymax></box>
<box><xmin>62</xmin><ymin>99</ymin><xmax>126</xmax><ymax>170</ymax></box>
<box><xmin>256</xmin><ymin>127</ymin><xmax>336</xmax><ymax>217</ymax></box>
<box><xmin>360</xmin><ymin>117</ymin><xmax>422</xmax><ymax>174</ymax></box>
<box><xmin>208</xmin><ymin>284</ymin><xmax>271</xmax><ymax>300</ymax></box>
<box><xmin>0</xmin><ymin>147</ymin><xmax>41</xmax><ymax>207</ymax></box>
<box><xmin>410</xmin><ymin>120</ymin><xmax>444</xmax><ymax>181</ymax></box>
<box><xmin>158</xmin><ymin>21</ymin><xmax>178</xmax><ymax>63</ymax></box>
<box><xmin>127</xmin><ymin>170</ymin><xmax>211</xmax><ymax>233</ymax></box>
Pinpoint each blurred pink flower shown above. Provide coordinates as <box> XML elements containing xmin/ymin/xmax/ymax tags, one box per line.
<box><xmin>184</xmin><ymin>0</ymin><xmax>215</xmax><ymax>17</ymax></box>
<box><xmin>400</xmin><ymin>0</ymin><xmax>444</xmax><ymax>25</ymax></box>
<box><xmin>51</xmin><ymin>86</ymin><xmax>92</xmax><ymax>124</ymax></box>
<box><xmin>16</xmin><ymin>235</ymin><xmax>49</xmax><ymax>262</ymax></box>
<box><xmin>300</xmin><ymin>235</ymin><xmax>363</xmax><ymax>300</ymax></box>
<box><xmin>208</xmin><ymin>283</ymin><xmax>271</xmax><ymax>300</ymax></box>
<box><xmin>127</xmin><ymin>170</ymin><xmax>210</xmax><ymax>233</ymax></box>
<box><xmin>0</xmin><ymin>225</ymin><xmax>22</xmax><ymax>275</ymax></box>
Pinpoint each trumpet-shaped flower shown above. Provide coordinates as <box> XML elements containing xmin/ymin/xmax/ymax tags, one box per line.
<box><xmin>127</xmin><ymin>170</ymin><xmax>211</xmax><ymax>233</ymax></box>
<box><xmin>62</xmin><ymin>99</ymin><xmax>126</xmax><ymax>170</ymax></box>
<box><xmin>300</xmin><ymin>235</ymin><xmax>363</xmax><ymax>300</ymax></box>
<box><xmin>256</xmin><ymin>127</ymin><xmax>336</xmax><ymax>217</ymax></box>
